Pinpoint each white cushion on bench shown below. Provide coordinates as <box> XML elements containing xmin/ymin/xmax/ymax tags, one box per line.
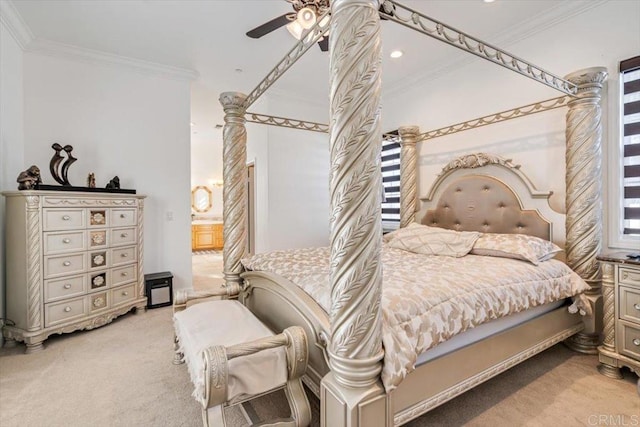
<box><xmin>174</xmin><ymin>300</ymin><xmax>288</xmax><ymax>405</ymax></box>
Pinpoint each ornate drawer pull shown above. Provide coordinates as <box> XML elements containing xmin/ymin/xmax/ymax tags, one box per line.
<box><xmin>121</xmin><ymin>233</ymin><xmax>128</xmax><ymax>238</ymax></box>
<box><xmin>122</xmin><ymin>291</ymin><xmax>129</xmax><ymax>296</ymax></box>
<box><xmin>63</xmin><ymin>261</ymin><xmax>71</xmax><ymax>266</ymax></box>
<box><xmin>62</xmin><ymin>238</ymin><xmax>71</xmax><ymax>244</ymax></box>
<box><xmin>63</xmin><ymin>284</ymin><xmax>72</xmax><ymax>289</ymax></box>
<box><xmin>121</xmin><ymin>253</ymin><xmax>128</xmax><ymax>258</ymax></box>
<box><xmin>634</xmin><ymin>339</ymin><xmax>640</xmax><ymax>346</ymax></box>
<box><xmin>635</xmin><ymin>303</ymin><xmax>640</xmax><ymax>311</ymax></box>
<box><xmin>64</xmin><ymin>306</ymin><xmax>71</xmax><ymax>312</ymax></box>
<box><xmin>120</xmin><ymin>214</ymin><xmax>126</xmax><ymax>218</ymax></box>
<box><xmin>62</xmin><ymin>215</ymin><xmax>71</xmax><ymax>221</ymax></box>
<box><xmin>122</xmin><ymin>272</ymin><xmax>128</xmax><ymax>277</ymax></box>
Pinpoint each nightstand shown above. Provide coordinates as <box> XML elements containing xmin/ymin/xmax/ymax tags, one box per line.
<box><xmin>597</xmin><ymin>252</ymin><xmax>640</xmax><ymax>388</ymax></box>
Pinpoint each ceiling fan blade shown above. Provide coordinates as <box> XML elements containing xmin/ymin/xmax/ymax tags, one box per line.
<box><xmin>318</xmin><ymin>35</ymin><xmax>329</xmax><ymax>52</ymax></box>
<box><xmin>246</xmin><ymin>14</ymin><xmax>293</xmax><ymax>39</ymax></box>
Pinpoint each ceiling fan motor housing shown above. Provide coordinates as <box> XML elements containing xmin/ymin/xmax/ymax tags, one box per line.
<box><xmin>287</xmin><ymin>0</ymin><xmax>331</xmax><ymax>15</ymax></box>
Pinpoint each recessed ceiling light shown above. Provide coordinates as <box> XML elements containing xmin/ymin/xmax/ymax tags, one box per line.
<box><xmin>190</xmin><ymin>122</ymin><xmax>195</xmax><ymax>126</ymax></box>
<box><xmin>483</xmin><ymin>0</ymin><xmax>495</xmax><ymax>3</ymax></box>
<box><xmin>390</xmin><ymin>50</ymin><xmax>403</xmax><ymax>59</ymax></box>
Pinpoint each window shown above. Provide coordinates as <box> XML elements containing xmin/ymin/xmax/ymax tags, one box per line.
<box><xmin>381</xmin><ymin>131</ymin><xmax>400</xmax><ymax>230</ymax></box>
<box><xmin>621</xmin><ymin>56</ymin><xmax>640</xmax><ymax>238</ymax></box>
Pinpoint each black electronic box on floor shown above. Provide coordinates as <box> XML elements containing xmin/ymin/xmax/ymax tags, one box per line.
<box><xmin>144</xmin><ymin>271</ymin><xmax>173</xmax><ymax>309</ymax></box>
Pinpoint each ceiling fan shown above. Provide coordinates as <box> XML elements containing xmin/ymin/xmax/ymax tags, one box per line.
<box><xmin>246</xmin><ymin>0</ymin><xmax>331</xmax><ymax>51</ymax></box>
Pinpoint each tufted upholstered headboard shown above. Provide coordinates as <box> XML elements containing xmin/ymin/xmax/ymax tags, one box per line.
<box><xmin>418</xmin><ymin>153</ymin><xmax>565</xmax><ymax>247</ymax></box>
<box><xmin>421</xmin><ymin>175</ymin><xmax>551</xmax><ymax>240</ymax></box>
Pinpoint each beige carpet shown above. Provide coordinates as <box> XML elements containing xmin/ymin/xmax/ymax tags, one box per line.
<box><xmin>192</xmin><ymin>251</ymin><xmax>225</xmax><ymax>290</ymax></box>
<box><xmin>1</xmin><ymin>254</ymin><xmax>636</xmax><ymax>426</ymax></box>
<box><xmin>0</xmin><ymin>306</ymin><xmax>638</xmax><ymax>427</ymax></box>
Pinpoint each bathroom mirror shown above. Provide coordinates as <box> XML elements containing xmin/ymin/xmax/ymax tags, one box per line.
<box><xmin>191</xmin><ymin>186</ymin><xmax>212</xmax><ymax>213</ymax></box>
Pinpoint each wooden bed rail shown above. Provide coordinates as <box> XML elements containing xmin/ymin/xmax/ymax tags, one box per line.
<box><xmin>173</xmin><ymin>286</ymin><xmax>240</xmax><ymax>313</ymax></box>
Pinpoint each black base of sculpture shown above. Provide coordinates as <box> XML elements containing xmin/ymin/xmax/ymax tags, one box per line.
<box><xmin>35</xmin><ymin>184</ymin><xmax>136</xmax><ymax>194</ymax></box>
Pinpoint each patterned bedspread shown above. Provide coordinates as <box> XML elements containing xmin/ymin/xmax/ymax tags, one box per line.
<box><xmin>241</xmin><ymin>245</ymin><xmax>590</xmax><ymax>391</ymax></box>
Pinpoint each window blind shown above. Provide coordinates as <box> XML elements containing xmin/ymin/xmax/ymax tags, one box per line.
<box><xmin>621</xmin><ymin>56</ymin><xmax>640</xmax><ymax>236</ymax></box>
<box><xmin>381</xmin><ymin>131</ymin><xmax>401</xmax><ymax>225</ymax></box>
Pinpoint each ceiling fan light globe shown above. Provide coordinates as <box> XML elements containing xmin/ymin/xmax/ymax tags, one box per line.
<box><xmin>286</xmin><ymin>20</ymin><xmax>304</xmax><ymax>40</ymax></box>
<box><xmin>297</xmin><ymin>7</ymin><xmax>317</xmax><ymax>30</ymax></box>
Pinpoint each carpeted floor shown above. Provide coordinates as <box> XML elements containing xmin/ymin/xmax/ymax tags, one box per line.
<box><xmin>1</xmin><ymin>254</ymin><xmax>636</xmax><ymax>426</ymax></box>
<box><xmin>192</xmin><ymin>251</ymin><xmax>225</xmax><ymax>290</ymax></box>
<box><xmin>0</xmin><ymin>305</ymin><xmax>638</xmax><ymax>427</ymax></box>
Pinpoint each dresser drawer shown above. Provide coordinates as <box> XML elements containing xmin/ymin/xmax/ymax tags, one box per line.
<box><xmin>44</xmin><ymin>230</ymin><xmax>87</xmax><ymax>255</ymax></box>
<box><xmin>619</xmin><ymin>286</ymin><xmax>640</xmax><ymax>324</ymax></box>
<box><xmin>89</xmin><ymin>250</ymin><xmax>108</xmax><ymax>270</ymax></box>
<box><xmin>111</xmin><ymin>283</ymin><xmax>136</xmax><ymax>306</ymax></box>
<box><xmin>112</xmin><ymin>264</ymin><xmax>137</xmax><ymax>287</ymax></box>
<box><xmin>88</xmin><ymin>291</ymin><xmax>109</xmax><ymax>313</ymax></box>
<box><xmin>89</xmin><ymin>270</ymin><xmax>110</xmax><ymax>291</ymax></box>
<box><xmin>111</xmin><ymin>227</ymin><xmax>137</xmax><ymax>246</ymax></box>
<box><xmin>43</xmin><ymin>209</ymin><xmax>85</xmax><ymax>231</ymax></box>
<box><xmin>88</xmin><ymin>229</ymin><xmax>109</xmax><ymax>249</ymax></box>
<box><xmin>44</xmin><ymin>274</ymin><xmax>87</xmax><ymax>303</ymax></box>
<box><xmin>44</xmin><ymin>253</ymin><xmax>87</xmax><ymax>278</ymax></box>
<box><xmin>111</xmin><ymin>208</ymin><xmax>137</xmax><ymax>227</ymax></box>
<box><xmin>620</xmin><ymin>267</ymin><xmax>640</xmax><ymax>287</ymax></box>
<box><xmin>619</xmin><ymin>323</ymin><xmax>640</xmax><ymax>360</ymax></box>
<box><xmin>45</xmin><ymin>296</ymin><xmax>87</xmax><ymax>327</ymax></box>
<box><xmin>111</xmin><ymin>246</ymin><xmax>137</xmax><ymax>267</ymax></box>
<box><xmin>88</xmin><ymin>209</ymin><xmax>108</xmax><ymax>227</ymax></box>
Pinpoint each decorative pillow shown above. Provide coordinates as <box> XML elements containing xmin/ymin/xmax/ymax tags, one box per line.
<box><xmin>470</xmin><ymin>233</ymin><xmax>562</xmax><ymax>265</ymax></box>
<box><xmin>386</xmin><ymin>223</ymin><xmax>480</xmax><ymax>257</ymax></box>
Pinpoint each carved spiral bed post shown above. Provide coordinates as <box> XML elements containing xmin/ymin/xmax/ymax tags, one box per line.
<box><xmin>320</xmin><ymin>0</ymin><xmax>388</xmax><ymax>426</ymax></box>
<box><xmin>399</xmin><ymin>126</ymin><xmax>420</xmax><ymax>228</ymax></box>
<box><xmin>219</xmin><ymin>92</ymin><xmax>248</xmax><ymax>293</ymax></box>
<box><xmin>563</xmin><ymin>67</ymin><xmax>608</xmax><ymax>354</ymax></box>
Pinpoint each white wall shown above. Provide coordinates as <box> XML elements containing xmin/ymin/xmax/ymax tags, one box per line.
<box><xmin>0</xmin><ymin>19</ymin><xmax>25</xmax><ymax>343</ymax></box>
<box><xmin>260</xmin><ymin>93</ymin><xmax>330</xmax><ymax>252</ymax></box>
<box><xmin>264</xmin><ymin>125</ymin><xmax>330</xmax><ymax>251</ymax></box>
<box><xmin>382</xmin><ymin>0</ymin><xmax>640</xmax><ymax>250</ymax></box>
<box><xmin>246</xmin><ymin>120</ymin><xmax>270</xmax><ymax>253</ymax></box>
<box><xmin>22</xmin><ymin>53</ymin><xmax>193</xmax><ymax>289</ymax></box>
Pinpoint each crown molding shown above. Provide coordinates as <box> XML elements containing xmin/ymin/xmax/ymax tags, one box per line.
<box><xmin>25</xmin><ymin>38</ymin><xmax>199</xmax><ymax>82</ymax></box>
<box><xmin>383</xmin><ymin>0</ymin><xmax>609</xmax><ymax>97</ymax></box>
<box><xmin>0</xmin><ymin>0</ymin><xmax>34</xmax><ymax>49</ymax></box>
<box><xmin>1</xmin><ymin>0</ymin><xmax>198</xmax><ymax>81</ymax></box>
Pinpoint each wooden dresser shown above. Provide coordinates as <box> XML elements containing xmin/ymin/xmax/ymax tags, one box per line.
<box><xmin>2</xmin><ymin>190</ymin><xmax>147</xmax><ymax>353</ymax></box>
<box><xmin>191</xmin><ymin>222</ymin><xmax>223</xmax><ymax>251</ymax></box>
<box><xmin>597</xmin><ymin>252</ymin><xmax>640</xmax><ymax>386</ymax></box>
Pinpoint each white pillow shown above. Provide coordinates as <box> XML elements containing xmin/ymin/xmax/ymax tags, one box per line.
<box><xmin>386</xmin><ymin>223</ymin><xmax>480</xmax><ymax>257</ymax></box>
<box><xmin>470</xmin><ymin>233</ymin><xmax>562</xmax><ymax>265</ymax></box>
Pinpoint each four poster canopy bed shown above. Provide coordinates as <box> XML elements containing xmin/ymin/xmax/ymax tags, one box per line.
<box><xmin>183</xmin><ymin>0</ymin><xmax>609</xmax><ymax>425</ymax></box>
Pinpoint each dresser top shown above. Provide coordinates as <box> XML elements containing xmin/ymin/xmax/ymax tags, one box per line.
<box><xmin>597</xmin><ymin>251</ymin><xmax>640</xmax><ymax>266</ymax></box>
<box><xmin>2</xmin><ymin>190</ymin><xmax>145</xmax><ymax>199</ymax></box>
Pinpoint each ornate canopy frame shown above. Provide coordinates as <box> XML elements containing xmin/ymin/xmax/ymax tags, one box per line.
<box><xmin>218</xmin><ymin>1</ymin><xmax>607</xmax><ymax>425</ymax></box>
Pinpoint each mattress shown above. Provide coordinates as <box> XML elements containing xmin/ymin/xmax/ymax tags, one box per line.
<box><xmin>415</xmin><ymin>299</ymin><xmax>565</xmax><ymax>365</ymax></box>
<box><xmin>242</xmin><ymin>245</ymin><xmax>590</xmax><ymax>391</ymax></box>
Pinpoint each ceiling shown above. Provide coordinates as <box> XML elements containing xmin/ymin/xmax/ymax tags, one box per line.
<box><xmin>11</xmin><ymin>0</ymin><xmax>591</xmax><ymax>128</ymax></box>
